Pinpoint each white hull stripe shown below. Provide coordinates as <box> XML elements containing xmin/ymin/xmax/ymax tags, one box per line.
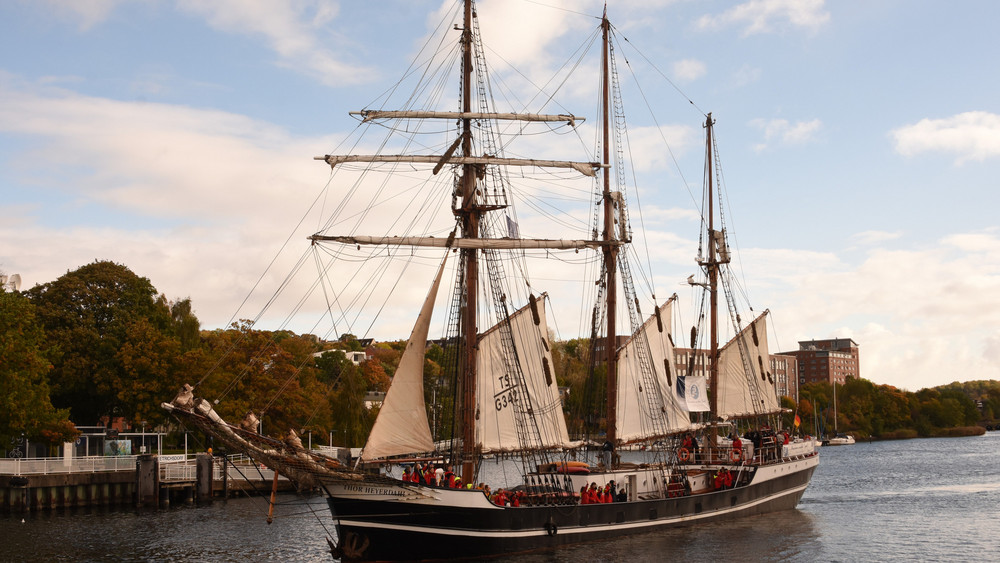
<box><xmin>336</xmin><ymin>482</ymin><xmax>809</xmax><ymax>539</ymax></box>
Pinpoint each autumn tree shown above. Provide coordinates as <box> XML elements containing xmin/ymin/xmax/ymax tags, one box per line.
<box><xmin>194</xmin><ymin>322</ymin><xmax>327</xmax><ymax>438</ymax></box>
<box><xmin>363</xmin><ymin>360</ymin><xmax>391</xmax><ymax>393</ymax></box>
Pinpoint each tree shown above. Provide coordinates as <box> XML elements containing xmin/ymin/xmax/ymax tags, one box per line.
<box><xmin>0</xmin><ymin>288</ymin><xmax>79</xmax><ymax>446</ymax></box>
<box><xmin>114</xmin><ymin>317</ymin><xmax>184</xmax><ymax>427</ymax></box>
<box><xmin>168</xmin><ymin>297</ymin><xmax>201</xmax><ymax>351</ymax></box>
<box><xmin>363</xmin><ymin>361</ymin><xmax>391</xmax><ymax>393</ymax></box>
<box><xmin>320</xmin><ymin>354</ymin><xmax>374</xmax><ymax>447</ymax></box>
<box><xmin>195</xmin><ymin>322</ymin><xmax>327</xmax><ymax>438</ymax></box>
<box><xmin>26</xmin><ymin>260</ymin><xmax>177</xmax><ymax>424</ymax></box>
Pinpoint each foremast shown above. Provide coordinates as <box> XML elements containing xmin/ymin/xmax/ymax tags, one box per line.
<box><xmin>700</xmin><ymin>113</ymin><xmax>728</xmax><ymax>457</ymax></box>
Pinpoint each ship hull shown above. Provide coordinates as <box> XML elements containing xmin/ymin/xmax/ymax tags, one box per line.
<box><xmin>323</xmin><ymin>454</ymin><xmax>818</xmax><ymax>561</ymax></box>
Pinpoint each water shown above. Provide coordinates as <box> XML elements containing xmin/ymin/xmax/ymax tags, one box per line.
<box><xmin>3</xmin><ymin>434</ymin><xmax>999</xmax><ymax>562</ymax></box>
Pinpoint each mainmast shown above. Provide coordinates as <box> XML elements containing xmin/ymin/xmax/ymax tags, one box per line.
<box><xmin>704</xmin><ymin>113</ymin><xmax>720</xmax><ymax>456</ymax></box>
<box><xmin>600</xmin><ymin>11</ymin><xmax>619</xmax><ymax>453</ymax></box>
<box><xmin>458</xmin><ymin>0</ymin><xmax>479</xmax><ymax>486</ymax></box>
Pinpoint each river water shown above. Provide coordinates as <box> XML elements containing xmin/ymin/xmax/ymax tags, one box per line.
<box><xmin>3</xmin><ymin>433</ymin><xmax>998</xmax><ymax>562</ymax></box>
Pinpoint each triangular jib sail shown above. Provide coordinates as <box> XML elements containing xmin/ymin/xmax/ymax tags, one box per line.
<box><xmin>360</xmin><ymin>254</ymin><xmax>450</xmax><ymax>461</ymax></box>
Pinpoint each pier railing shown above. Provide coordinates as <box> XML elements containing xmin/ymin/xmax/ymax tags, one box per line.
<box><xmin>0</xmin><ymin>455</ymin><xmax>137</xmax><ymax>476</ymax></box>
<box><xmin>1</xmin><ymin>454</ymin><xmax>289</xmax><ymax>484</ymax></box>
<box><xmin>158</xmin><ymin>456</ymin><xmax>283</xmax><ymax>483</ymax></box>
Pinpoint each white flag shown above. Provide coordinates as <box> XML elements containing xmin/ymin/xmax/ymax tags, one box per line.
<box><xmin>679</xmin><ymin>375</ymin><xmax>710</xmax><ymax>412</ymax></box>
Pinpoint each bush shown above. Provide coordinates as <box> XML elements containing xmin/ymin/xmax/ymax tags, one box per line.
<box><xmin>876</xmin><ymin>428</ymin><xmax>918</xmax><ymax>440</ymax></box>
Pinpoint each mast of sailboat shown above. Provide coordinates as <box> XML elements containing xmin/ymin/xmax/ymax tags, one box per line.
<box><xmin>600</xmin><ymin>9</ymin><xmax>619</xmax><ymax>456</ymax></box>
<box><xmin>458</xmin><ymin>0</ymin><xmax>478</xmax><ymax>485</ymax></box>
<box><xmin>833</xmin><ymin>380</ymin><xmax>838</xmax><ymax>434</ymax></box>
<box><xmin>705</xmin><ymin>113</ymin><xmax>721</xmax><ymax>457</ymax></box>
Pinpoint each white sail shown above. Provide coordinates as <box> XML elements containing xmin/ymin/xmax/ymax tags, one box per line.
<box><xmin>615</xmin><ymin>297</ymin><xmax>694</xmax><ymax>442</ymax></box>
<box><xmin>475</xmin><ymin>295</ymin><xmax>571</xmax><ymax>453</ymax></box>
<box><xmin>360</xmin><ymin>256</ymin><xmax>448</xmax><ymax>461</ymax></box>
<box><xmin>716</xmin><ymin>311</ymin><xmax>781</xmax><ymax>419</ymax></box>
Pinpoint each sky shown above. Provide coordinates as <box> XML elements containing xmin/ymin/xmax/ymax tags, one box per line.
<box><xmin>2</xmin><ymin>0</ymin><xmax>1000</xmax><ymax>393</ymax></box>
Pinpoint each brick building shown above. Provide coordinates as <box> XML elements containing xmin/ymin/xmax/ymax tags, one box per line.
<box><xmin>781</xmin><ymin>338</ymin><xmax>859</xmax><ymax>387</ymax></box>
<box><xmin>673</xmin><ymin>348</ymin><xmax>799</xmax><ymax>401</ymax></box>
<box><xmin>770</xmin><ymin>354</ymin><xmax>799</xmax><ymax>401</ymax></box>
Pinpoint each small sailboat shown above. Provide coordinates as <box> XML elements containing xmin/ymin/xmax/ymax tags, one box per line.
<box><xmin>163</xmin><ymin>2</ymin><xmax>818</xmax><ymax>560</ymax></box>
<box><xmin>827</xmin><ymin>380</ymin><xmax>856</xmax><ymax>445</ymax></box>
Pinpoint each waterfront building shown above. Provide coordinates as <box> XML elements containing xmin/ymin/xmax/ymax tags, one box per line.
<box><xmin>673</xmin><ymin>348</ymin><xmax>799</xmax><ymax>401</ymax></box>
<box><xmin>770</xmin><ymin>354</ymin><xmax>799</xmax><ymax>403</ymax></box>
<box><xmin>781</xmin><ymin>338</ymin><xmax>860</xmax><ymax>387</ymax></box>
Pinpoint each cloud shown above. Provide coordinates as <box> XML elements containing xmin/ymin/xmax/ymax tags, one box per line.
<box><xmin>41</xmin><ymin>0</ymin><xmax>376</xmax><ymax>86</ymax></box>
<box><xmin>0</xmin><ymin>80</ymin><xmax>340</xmax><ymax>328</ymax></box>
<box><xmin>696</xmin><ymin>0</ymin><xmax>830</xmax><ymax>36</ymax></box>
<box><xmin>732</xmin><ymin>64</ymin><xmax>762</xmax><ymax>87</ymax></box>
<box><xmin>41</xmin><ymin>0</ymin><xmax>121</xmax><ymax>31</ymax></box>
<box><xmin>746</xmin><ymin>230</ymin><xmax>1000</xmax><ymax>391</ymax></box>
<box><xmin>851</xmin><ymin>230</ymin><xmax>902</xmax><ymax>246</ymax></box>
<box><xmin>672</xmin><ymin>59</ymin><xmax>707</xmax><ymax>82</ymax></box>
<box><xmin>176</xmin><ymin>0</ymin><xmax>379</xmax><ymax>87</ymax></box>
<box><xmin>749</xmin><ymin>117</ymin><xmax>821</xmax><ymax>151</ymax></box>
<box><xmin>890</xmin><ymin>111</ymin><xmax>1000</xmax><ymax>164</ymax></box>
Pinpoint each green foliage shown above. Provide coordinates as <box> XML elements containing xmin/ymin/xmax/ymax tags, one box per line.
<box><xmin>338</xmin><ymin>333</ymin><xmax>363</xmax><ymax>352</ymax></box>
<box><xmin>320</xmin><ymin>355</ymin><xmax>374</xmax><ymax>447</ymax></box>
<box><xmin>25</xmin><ymin>260</ymin><xmax>186</xmax><ymax>425</ymax></box>
<box><xmin>0</xmin><ymin>288</ymin><xmax>79</xmax><ymax>445</ymax></box>
<box><xmin>797</xmin><ymin>377</ymin><xmax>998</xmax><ymax>439</ymax></box>
<box><xmin>12</xmin><ymin>259</ymin><xmax>1000</xmax><ymax>453</ymax></box>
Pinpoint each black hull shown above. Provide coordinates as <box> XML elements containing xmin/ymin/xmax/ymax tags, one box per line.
<box><xmin>324</xmin><ymin>456</ymin><xmax>817</xmax><ymax>561</ymax></box>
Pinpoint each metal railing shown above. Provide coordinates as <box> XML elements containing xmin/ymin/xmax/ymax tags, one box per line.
<box><xmin>0</xmin><ymin>455</ymin><xmax>137</xmax><ymax>476</ymax></box>
<box><xmin>1</xmin><ymin>454</ymin><xmax>290</xmax><ymax>482</ymax></box>
<box><xmin>160</xmin><ymin>457</ymin><xmax>284</xmax><ymax>483</ymax></box>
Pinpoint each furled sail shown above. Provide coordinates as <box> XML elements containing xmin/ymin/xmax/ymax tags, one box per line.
<box><xmin>309</xmin><ymin>234</ymin><xmax>619</xmax><ymax>250</ymax></box>
<box><xmin>350</xmin><ymin>110</ymin><xmax>584</xmax><ymax>126</ymax></box>
<box><xmin>316</xmin><ymin>154</ymin><xmax>601</xmax><ymax>177</ymax></box>
<box><xmin>615</xmin><ymin>297</ymin><xmax>694</xmax><ymax>442</ymax></box>
<box><xmin>716</xmin><ymin>311</ymin><xmax>781</xmax><ymax>419</ymax></box>
<box><xmin>475</xmin><ymin>295</ymin><xmax>571</xmax><ymax>453</ymax></box>
<box><xmin>360</xmin><ymin>255</ymin><xmax>448</xmax><ymax>461</ymax></box>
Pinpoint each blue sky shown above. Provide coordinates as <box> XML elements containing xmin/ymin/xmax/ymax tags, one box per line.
<box><xmin>2</xmin><ymin>0</ymin><xmax>1000</xmax><ymax>392</ymax></box>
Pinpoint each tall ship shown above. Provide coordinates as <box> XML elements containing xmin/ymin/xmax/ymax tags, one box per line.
<box><xmin>164</xmin><ymin>1</ymin><xmax>818</xmax><ymax>560</ymax></box>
